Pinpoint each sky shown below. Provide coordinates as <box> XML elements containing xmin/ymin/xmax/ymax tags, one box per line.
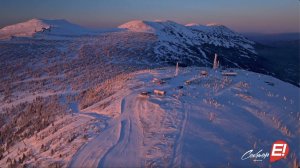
<box><xmin>0</xmin><ymin>0</ymin><xmax>299</xmax><ymax>33</ymax></box>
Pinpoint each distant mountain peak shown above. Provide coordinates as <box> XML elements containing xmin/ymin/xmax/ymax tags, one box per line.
<box><xmin>0</xmin><ymin>18</ymin><xmax>93</xmax><ymax>39</ymax></box>
<box><xmin>186</xmin><ymin>23</ymin><xmax>236</xmax><ymax>36</ymax></box>
<box><xmin>0</xmin><ymin>19</ymin><xmax>51</xmax><ymax>38</ymax></box>
<box><xmin>118</xmin><ymin>19</ymin><xmax>256</xmax><ymax>66</ymax></box>
<box><xmin>118</xmin><ymin>20</ymin><xmax>156</xmax><ymax>33</ymax></box>
<box><xmin>185</xmin><ymin>22</ymin><xmax>225</xmax><ymax>27</ymax></box>
<box><xmin>118</xmin><ymin>20</ymin><xmax>185</xmax><ymax>34</ymax></box>
<box><xmin>119</xmin><ymin>20</ymin><xmax>239</xmax><ymax>38</ymax></box>
<box><xmin>206</xmin><ymin>23</ymin><xmax>223</xmax><ymax>26</ymax></box>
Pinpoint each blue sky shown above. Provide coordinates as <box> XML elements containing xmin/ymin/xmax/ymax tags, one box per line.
<box><xmin>0</xmin><ymin>0</ymin><xmax>299</xmax><ymax>33</ymax></box>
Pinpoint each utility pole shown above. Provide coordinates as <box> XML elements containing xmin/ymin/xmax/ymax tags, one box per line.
<box><xmin>213</xmin><ymin>53</ymin><xmax>219</xmax><ymax>69</ymax></box>
<box><xmin>175</xmin><ymin>62</ymin><xmax>179</xmax><ymax>76</ymax></box>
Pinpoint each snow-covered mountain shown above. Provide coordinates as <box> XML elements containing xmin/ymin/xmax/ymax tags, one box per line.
<box><xmin>0</xmin><ymin>18</ymin><xmax>295</xmax><ymax>85</ymax></box>
<box><xmin>68</xmin><ymin>67</ymin><xmax>299</xmax><ymax>168</ymax></box>
<box><xmin>119</xmin><ymin>20</ymin><xmax>258</xmax><ymax>70</ymax></box>
<box><xmin>186</xmin><ymin>23</ymin><xmax>255</xmax><ymax>50</ymax></box>
<box><xmin>1</xmin><ymin>19</ymin><xmax>259</xmax><ymax>70</ymax></box>
<box><xmin>2</xmin><ymin>65</ymin><xmax>298</xmax><ymax>167</ymax></box>
<box><xmin>0</xmin><ymin>19</ymin><xmax>299</xmax><ymax>167</ymax></box>
<box><xmin>0</xmin><ymin>19</ymin><xmax>95</xmax><ymax>39</ymax></box>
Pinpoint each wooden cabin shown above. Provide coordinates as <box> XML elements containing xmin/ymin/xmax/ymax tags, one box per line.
<box><xmin>154</xmin><ymin>89</ymin><xmax>166</xmax><ymax>96</ymax></box>
<box><xmin>200</xmin><ymin>70</ymin><xmax>208</xmax><ymax>76</ymax></box>
<box><xmin>139</xmin><ymin>91</ymin><xmax>150</xmax><ymax>98</ymax></box>
<box><xmin>185</xmin><ymin>80</ymin><xmax>191</xmax><ymax>85</ymax></box>
<box><xmin>152</xmin><ymin>78</ymin><xmax>166</xmax><ymax>85</ymax></box>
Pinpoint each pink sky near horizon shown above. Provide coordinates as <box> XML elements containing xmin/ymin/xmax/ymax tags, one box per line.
<box><xmin>0</xmin><ymin>0</ymin><xmax>299</xmax><ymax>34</ymax></box>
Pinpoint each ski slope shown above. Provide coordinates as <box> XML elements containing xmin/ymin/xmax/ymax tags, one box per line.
<box><xmin>69</xmin><ymin>67</ymin><xmax>300</xmax><ymax>168</ymax></box>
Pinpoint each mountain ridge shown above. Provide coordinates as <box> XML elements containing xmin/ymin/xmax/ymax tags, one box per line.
<box><xmin>119</xmin><ymin>19</ymin><xmax>257</xmax><ymax>69</ymax></box>
<box><xmin>0</xmin><ymin>18</ymin><xmax>261</xmax><ymax>72</ymax></box>
<box><xmin>0</xmin><ymin>18</ymin><xmax>96</xmax><ymax>39</ymax></box>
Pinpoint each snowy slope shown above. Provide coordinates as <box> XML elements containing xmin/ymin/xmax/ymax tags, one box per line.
<box><xmin>187</xmin><ymin>23</ymin><xmax>255</xmax><ymax>50</ymax></box>
<box><xmin>0</xmin><ymin>19</ymin><xmax>96</xmax><ymax>39</ymax></box>
<box><xmin>69</xmin><ymin>67</ymin><xmax>300</xmax><ymax>168</ymax></box>
<box><xmin>119</xmin><ymin>20</ymin><xmax>258</xmax><ymax>68</ymax></box>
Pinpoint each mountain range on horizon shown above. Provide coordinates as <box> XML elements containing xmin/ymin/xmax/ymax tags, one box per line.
<box><xmin>0</xmin><ymin>18</ymin><xmax>259</xmax><ymax>65</ymax></box>
<box><xmin>0</xmin><ymin>18</ymin><xmax>251</xmax><ymax>38</ymax></box>
<box><xmin>1</xmin><ymin>18</ymin><xmax>298</xmax><ymax>40</ymax></box>
<box><xmin>0</xmin><ymin>18</ymin><xmax>298</xmax><ymax>87</ymax></box>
